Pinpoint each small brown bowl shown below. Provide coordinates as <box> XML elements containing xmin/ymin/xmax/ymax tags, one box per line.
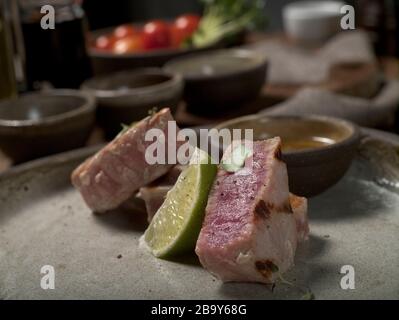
<box><xmin>213</xmin><ymin>114</ymin><xmax>361</xmax><ymax>197</ymax></box>
<box><xmin>81</xmin><ymin>68</ymin><xmax>183</xmax><ymax>139</ymax></box>
<box><xmin>164</xmin><ymin>49</ymin><xmax>267</xmax><ymax>116</ymax></box>
<box><xmin>0</xmin><ymin>90</ymin><xmax>95</xmax><ymax>163</ymax></box>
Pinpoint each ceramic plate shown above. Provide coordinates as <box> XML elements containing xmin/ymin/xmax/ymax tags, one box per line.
<box><xmin>0</xmin><ymin>129</ymin><xmax>398</xmax><ymax>299</ymax></box>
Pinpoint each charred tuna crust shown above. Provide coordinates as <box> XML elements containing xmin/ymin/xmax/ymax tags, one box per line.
<box><xmin>255</xmin><ymin>260</ymin><xmax>279</xmax><ymax>278</ymax></box>
<box><xmin>254</xmin><ymin>200</ymin><xmax>270</xmax><ymax>219</ymax></box>
<box><xmin>274</xmin><ymin>146</ymin><xmax>282</xmax><ymax>161</ymax></box>
<box><xmin>254</xmin><ymin>200</ymin><xmax>293</xmax><ymax>220</ymax></box>
<box><xmin>290</xmin><ymin>194</ymin><xmax>310</xmax><ymax>241</ymax></box>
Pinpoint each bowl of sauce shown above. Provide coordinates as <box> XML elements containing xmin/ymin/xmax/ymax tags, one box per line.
<box><xmin>214</xmin><ymin>115</ymin><xmax>361</xmax><ymax>197</ymax></box>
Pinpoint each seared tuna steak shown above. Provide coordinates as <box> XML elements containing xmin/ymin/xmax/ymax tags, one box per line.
<box><xmin>71</xmin><ymin>108</ymin><xmax>181</xmax><ymax>213</ymax></box>
<box><xmin>195</xmin><ymin>138</ymin><xmax>298</xmax><ymax>284</ymax></box>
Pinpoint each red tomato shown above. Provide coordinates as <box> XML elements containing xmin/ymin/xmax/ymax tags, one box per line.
<box><xmin>175</xmin><ymin>14</ymin><xmax>200</xmax><ymax>35</ymax></box>
<box><xmin>114</xmin><ymin>24</ymin><xmax>136</xmax><ymax>39</ymax></box>
<box><xmin>142</xmin><ymin>20</ymin><xmax>171</xmax><ymax>50</ymax></box>
<box><xmin>113</xmin><ymin>35</ymin><xmax>143</xmax><ymax>54</ymax></box>
<box><xmin>171</xmin><ymin>14</ymin><xmax>200</xmax><ymax>48</ymax></box>
<box><xmin>170</xmin><ymin>25</ymin><xmax>185</xmax><ymax>48</ymax></box>
<box><xmin>94</xmin><ymin>35</ymin><xmax>116</xmax><ymax>51</ymax></box>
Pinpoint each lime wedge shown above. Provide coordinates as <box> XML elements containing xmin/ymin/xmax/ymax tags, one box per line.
<box><xmin>143</xmin><ymin>148</ymin><xmax>217</xmax><ymax>258</ymax></box>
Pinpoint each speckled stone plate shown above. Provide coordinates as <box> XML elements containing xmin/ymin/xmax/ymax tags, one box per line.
<box><xmin>1</xmin><ymin>129</ymin><xmax>398</xmax><ymax>300</ymax></box>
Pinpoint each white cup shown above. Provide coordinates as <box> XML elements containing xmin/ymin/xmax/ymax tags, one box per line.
<box><xmin>283</xmin><ymin>1</ymin><xmax>346</xmax><ymax>45</ymax></box>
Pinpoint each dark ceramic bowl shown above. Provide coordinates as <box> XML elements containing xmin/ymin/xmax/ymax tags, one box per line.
<box><xmin>81</xmin><ymin>68</ymin><xmax>183</xmax><ymax>139</ymax></box>
<box><xmin>163</xmin><ymin>49</ymin><xmax>267</xmax><ymax>116</ymax></box>
<box><xmin>213</xmin><ymin>114</ymin><xmax>361</xmax><ymax>197</ymax></box>
<box><xmin>0</xmin><ymin>90</ymin><xmax>95</xmax><ymax>163</ymax></box>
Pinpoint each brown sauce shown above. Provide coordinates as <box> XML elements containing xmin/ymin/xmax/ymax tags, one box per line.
<box><xmin>281</xmin><ymin>137</ymin><xmax>335</xmax><ymax>152</ymax></box>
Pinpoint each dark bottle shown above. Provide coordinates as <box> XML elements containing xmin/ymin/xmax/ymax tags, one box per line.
<box><xmin>0</xmin><ymin>0</ymin><xmax>17</xmax><ymax>100</ymax></box>
<box><xmin>19</xmin><ymin>0</ymin><xmax>92</xmax><ymax>90</ymax></box>
<box><xmin>356</xmin><ymin>0</ymin><xmax>396</xmax><ymax>56</ymax></box>
<box><xmin>395</xmin><ymin>0</ymin><xmax>399</xmax><ymax>57</ymax></box>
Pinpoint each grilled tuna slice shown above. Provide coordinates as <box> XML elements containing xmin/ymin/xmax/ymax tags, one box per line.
<box><xmin>290</xmin><ymin>194</ymin><xmax>309</xmax><ymax>242</ymax></box>
<box><xmin>71</xmin><ymin>108</ymin><xmax>181</xmax><ymax>213</ymax></box>
<box><xmin>195</xmin><ymin>138</ymin><xmax>298</xmax><ymax>284</ymax></box>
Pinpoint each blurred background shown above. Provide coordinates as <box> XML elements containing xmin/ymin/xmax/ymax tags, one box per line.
<box><xmin>1</xmin><ymin>0</ymin><xmax>399</xmax><ymax>168</ymax></box>
<box><xmin>83</xmin><ymin>0</ymin><xmax>356</xmax><ymax>31</ymax></box>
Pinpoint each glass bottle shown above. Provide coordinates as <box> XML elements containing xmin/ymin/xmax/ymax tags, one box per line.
<box><xmin>0</xmin><ymin>0</ymin><xmax>17</xmax><ymax>100</ymax></box>
<box><xmin>19</xmin><ymin>0</ymin><xmax>92</xmax><ymax>90</ymax></box>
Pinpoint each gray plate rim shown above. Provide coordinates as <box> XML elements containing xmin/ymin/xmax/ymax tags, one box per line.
<box><xmin>1</xmin><ymin>127</ymin><xmax>397</xmax><ymax>181</ymax></box>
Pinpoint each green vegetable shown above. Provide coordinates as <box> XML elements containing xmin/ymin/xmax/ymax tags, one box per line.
<box><xmin>115</xmin><ymin>120</ymin><xmax>139</xmax><ymax>139</ymax></box>
<box><xmin>301</xmin><ymin>291</ymin><xmax>315</xmax><ymax>300</ymax></box>
<box><xmin>187</xmin><ymin>0</ymin><xmax>266</xmax><ymax>48</ymax></box>
<box><xmin>148</xmin><ymin>107</ymin><xmax>158</xmax><ymax>117</ymax></box>
<box><xmin>116</xmin><ymin>123</ymin><xmax>131</xmax><ymax>139</ymax></box>
<box><xmin>270</xmin><ymin>262</ymin><xmax>279</xmax><ymax>273</ymax></box>
<box><xmin>116</xmin><ymin>107</ymin><xmax>159</xmax><ymax>139</ymax></box>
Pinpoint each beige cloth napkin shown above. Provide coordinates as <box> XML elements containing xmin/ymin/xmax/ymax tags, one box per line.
<box><xmin>259</xmin><ymin>80</ymin><xmax>399</xmax><ymax>128</ymax></box>
<box><xmin>247</xmin><ymin>30</ymin><xmax>376</xmax><ymax>85</ymax></box>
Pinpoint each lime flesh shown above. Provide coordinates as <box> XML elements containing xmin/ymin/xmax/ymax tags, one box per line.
<box><xmin>143</xmin><ymin>151</ymin><xmax>217</xmax><ymax>258</ymax></box>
